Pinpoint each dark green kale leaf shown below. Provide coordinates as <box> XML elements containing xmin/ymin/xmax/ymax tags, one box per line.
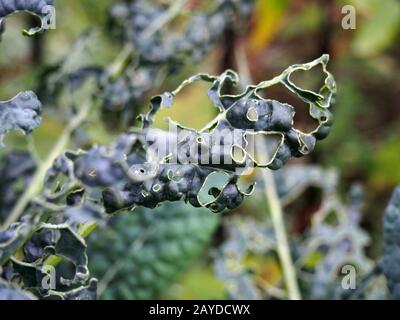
<box><xmin>110</xmin><ymin>0</ymin><xmax>253</xmax><ymax>66</ymax></box>
<box><xmin>43</xmin><ymin>279</ymin><xmax>97</xmax><ymax>300</ymax></box>
<box><xmin>0</xmin><ymin>0</ymin><xmax>54</xmax><ymax>36</ymax></box>
<box><xmin>383</xmin><ymin>187</ymin><xmax>400</xmax><ymax>299</ymax></box>
<box><xmin>88</xmin><ymin>202</ymin><xmax>219</xmax><ymax>300</ymax></box>
<box><xmin>6</xmin><ymin>221</ymin><xmax>97</xmax><ymax>300</ymax></box>
<box><xmin>0</xmin><ymin>91</ymin><xmax>42</xmax><ymax>147</ymax></box>
<box><xmin>214</xmin><ymin>217</ymin><xmax>276</xmax><ymax>300</ymax></box>
<box><xmin>42</xmin><ymin>55</ymin><xmax>335</xmax><ymax>214</ymax></box>
<box><xmin>0</xmin><ymin>219</ymin><xmax>32</xmax><ymax>266</ymax></box>
<box><xmin>0</xmin><ymin>278</ymin><xmax>36</xmax><ymax>300</ymax></box>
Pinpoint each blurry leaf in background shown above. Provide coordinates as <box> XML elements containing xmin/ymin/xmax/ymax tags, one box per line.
<box><xmin>319</xmin><ymin>79</ymin><xmax>371</xmax><ymax>172</ymax></box>
<box><xmin>350</xmin><ymin>0</ymin><xmax>400</xmax><ymax>57</ymax></box>
<box><xmin>31</xmin><ymin>115</ymin><xmax>64</xmax><ymax>156</ymax></box>
<box><xmin>0</xmin><ymin>17</ymin><xmax>34</xmax><ymax>101</ymax></box>
<box><xmin>248</xmin><ymin>0</ymin><xmax>290</xmax><ymax>52</ymax></box>
<box><xmin>153</xmin><ymin>82</ymin><xmax>218</xmax><ymax>131</ymax></box>
<box><xmin>45</xmin><ymin>0</ymin><xmax>116</xmax><ymax>63</ymax></box>
<box><xmin>246</xmin><ymin>254</ymin><xmax>282</xmax><ymax>288</ymax></box>
<box><xmin>89</xmin><ymin>203</ymin><xmax>220</xmax><ymax>300</ymax></box>
<box><xmin>281</xmin><ymin>2</ymin><xmax>322</xmax><ymax>40</ymax></box>
<box><xmin>162</xmin><ymin>264</ymin><xmax>226</xmax><ymax>300</ymax></box>
<box><xmin>0</xmin><ymin>17</ymin><xmax>30</xmax><ymax>64</ymax></box>
<box><xmin>370</xmin><ymin>134</ymin><xmax>400</xmax><ymax>187</ymax></box>
<box><xmin>2</xmin><ymin>114</ymin><xmax>64</xmax><ymax>156</ymax></box>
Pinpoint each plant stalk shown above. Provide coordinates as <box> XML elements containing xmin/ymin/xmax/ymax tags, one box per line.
<box><xmin>236</xmin><ymin>45</ymin><xmax>301</xmax><ymax>300</ymax></box>
<box><xmin>142</xmin><ymin>0</ymin><xmax>189</xmax><ymax>39</ymax></box>
<box><xmin>256</xmin><ymin>140</ymin><xmax>301</xmax><ymax>300</ymax></box>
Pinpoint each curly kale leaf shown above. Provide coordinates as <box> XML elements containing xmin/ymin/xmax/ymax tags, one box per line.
<box><xmin>298</xmin><ymin>181</ymin><xmax>372</xmax><ymax>299</ymax></box>
<box><xmin>0</xmin><ymin>55</ymin><xmax>334</xmax><ymax>298</ymax></box>
<box><xmin>274</xmin><ymin>165</ymin><xmax>338</xmax><ymax>206</ymax></box>
<box><xmin>12</xmin><ymin>223</ymin><xmax>89</xmax><ymax>281</ymax></box>
<box><xmin>0</xmin><ymin>91</ymin><xmax>42</xmax><ymax>147</ymax></box>
<box><xmin>0</xmin><ymin>279</ymin><xmax>36</xmax><ymax>300</ymax></box>
<box><xmin>304</xmin><ymin>214</ymin><xmax>372</xmax><ymax>299</ymax></box>
<box><xmin>110</xmin><ymin>0</ymin><xmax>253</xmax><ymax>66</ymax></box>
<box><xmin>383</xmin><ymin>186</ymin><xmax>400</xmax><ymax>299</ymax></box>
<box><xmin>41</xmin><ymin>55</ymin><xmax>335</xmax><ymax>214</ymax></box>
<box><xmin>42</xmin><ymin>279</ymin><xmax>97</xmax><ymax>300</ymax></box>
<box><xmin>214</xmin><ymin>169</ymin><xmax>372</xmax><ymax>300</ymax></box>
<box><xmin>0</xmin><ymin>203</ymin><xmax>97</xmax><ymax>299</ymax></box>
<box><xmin>3</xmin><ymin>220</ymin><xmax>96</xmax><ymax>299</ymax></box>
<box><xmin>142</xmin><ymin>54</ymin><xmax>335</xmax><ymax>164</ymax></box>
<box><xmin>102</xmin><ymin>0</ymin><xmax>254</xmax><ymax>125</ymax></box>
<box><xmin>0</xmin><ymin>219</ymin><xmax>32</xmax><ymax>266</ymax></box>
<box><xmin>0</xmin><ymin>0</ymin><xmax>54</xmax><ymax>36</ymax></box>
<box><xmin>214</xmin><ymin>217</ymin><xmax>276</xmax><ymax>299</ymax></box>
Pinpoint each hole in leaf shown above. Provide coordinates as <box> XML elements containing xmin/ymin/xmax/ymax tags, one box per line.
<box><xmin>300</xmin><ymin>144</ymin><xmax>309</xmax><ymax>154</ymax></box>
<box><xmin>244</xmin><ymin>132</ymin><xmax>283</xmax><ymax>166</ymax></box>
<box><xmin>289</xmin><ymin>64</ymin><xmax>325</xmax><ymax>94</ymax></box>
<box><xmin>246</xmin><ymin>107</ymin><xmax>259</xmax><ymax>122</ymax></box>
<box><xmin>197</xmin><ymin>171</ymin><xmax>230</xmax><ymax>206</ymax></box>
<box><xmin>236</xmin><ymin>175</ymin><xmax>255</xmax><ymax>195</ymax></box>
<box><xmin>152</xmin><ymin>81</ymin><xmax>218</xmax><ymax>131</ymax></box>
<box><xmin>55</xmin><ymin>258</ymin><xmax>76</xmax><ymax>282</ymax></box>
<box><xmin>167</xmin><ymin>169</ymin><xmax>182</xmax><ymax>182</ymax></box>
<box><xmin>323</xmin><ymin>210</ymin><xmax>340</xmax><ymax>226</ymax></box>
<box><xmin>259</xmin><ymin>83</ymin><xmax>320</xmax><ymax>133</ymax></box>
<box><xmin>208</xmin><ymin>203</ymin><xmax>220</xmax><ymax>212</ymax></box>
<box><xmin>231</xmin><ymin>145</ymin><xmax>246</xmax><ymax>163</ymax></box>
<box><xmin>141</xmin><ymin>190</ymin><xmax>150</xmax><ymax>198</ymax></box>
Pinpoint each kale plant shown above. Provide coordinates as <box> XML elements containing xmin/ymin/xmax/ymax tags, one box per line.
<box><xmin>0</xmin><ymin>0</ymin><xmax>397</xmax><ymax>301</ymax></box>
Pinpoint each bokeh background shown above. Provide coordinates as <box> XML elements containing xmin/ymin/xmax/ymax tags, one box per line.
<box><xmin>0</xmin><ymin>0</ymin><xmax>399</xmax><ymax>299</ymax></box>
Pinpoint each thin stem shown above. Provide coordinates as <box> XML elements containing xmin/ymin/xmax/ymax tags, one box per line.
<box><xmin>256</xmin><ymin>276</ymin><xmax>288</xmax><ymax>299</ymax></box>
<box><xmin>256</xmin><ymin>140</ymin><xmax>301</xmax><ymax>300</ymax></box>
<box><xmin>236</xmin><ymin>44</ymin><xmax>301</xmax><ymax>299</ymax></box>
<box><xmin>27</xmin><ymin>135</ymin><xmax>42</xmax><ymax>165</ymax></box>
<box><xmin>107</xmin><ymin>43</ymin><xmax>134</xmax><ymax>80</ymax></box>
<box><xmin>142</xmin><ymin>0</ymin><xmax>189</xmax><ymax>39</ymax></box>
